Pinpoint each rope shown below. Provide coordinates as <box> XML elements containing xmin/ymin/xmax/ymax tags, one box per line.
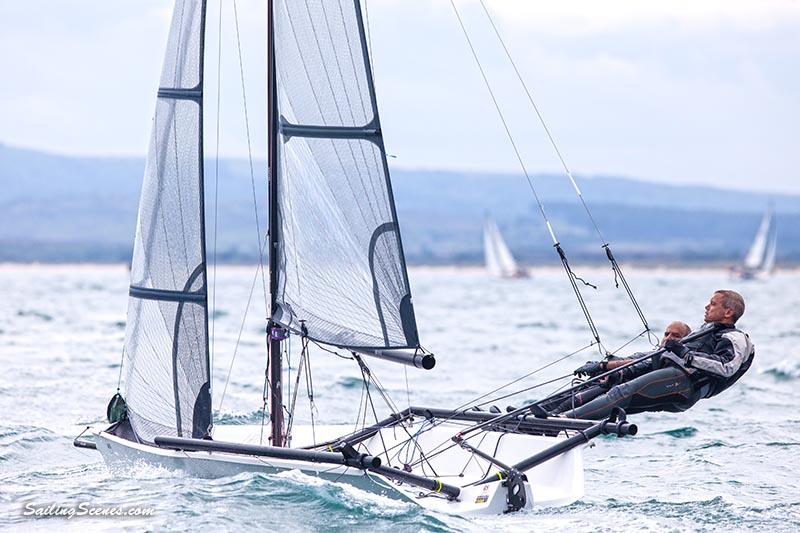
<box><xmin>468</xmin><ymin>345</ymin><xmax>596</xmax><ymax>409</ymax></box>
<box><xmin>447</xmin><ymin>341</ymin><xmax>596</xmax><ymax>415</ymax></box>
<box><xmin>304</xmin><ymin>333</ymin><xmax>317</xmax><ymax>444</ymax></box>
<box><xmin>477</xmin><ymin>0</ymin><xmax>652</xmax><ymax>338</ymax></box>
<box><xmin>555</xmin><ymin>244</ymin><xmax>602</xmax><ymax>351</ymax></box>
<box><xmin>604</xmin><ymin>245</ymin><xmax>657</xmax><ymax>345</ymax></box>
<box><xmin>354</xmin><ymin>355</ymin><xmax>392</xmax><ymax>465</ymax></box>
<box><xmin>259</xmin><ymin>342</ymin><xmax>270</xmax><ymax>445</ymax></box>
<box><xmin>285</xmin><ymin>328</ymin><xmax>318</xmax><ymax>446</ymax></box>
<box><xmin>448</xmin><ymin>0</ymin><xmax>603</xmax><ymax>348</ymax></box>
<box><xmin>285</xmin><ymin>337</ymin><xmax>306</xmax><ymax>445</ymax></box>
<box><xmin>232</xmin><ymin>0</ymin><xmax>269</xmax><ymax>312</ymax></box>
<box><xmin>115</xmin><ymin>347</ymin><xmax>125</xmax><ymax>391</ymax></box>
<box><xmin>404</xmin><ymin>366</ymin><xmax>411</xmax><ymax>410</ymax></box>
<box><xmin>216</xmin><ymin>242</ymin><xmax>268</xmax><ymax>413</ymax></box>
<box><xmin>209</xmin><ymin>0</ymin><xmax>224</xmax><ymax>383</ymax></box>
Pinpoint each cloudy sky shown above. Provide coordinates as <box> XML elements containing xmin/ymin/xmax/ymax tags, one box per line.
<box><xmin>1</xmin><ymin>0</ymin><xmax>798</xmax><ymax>193</ymax></box>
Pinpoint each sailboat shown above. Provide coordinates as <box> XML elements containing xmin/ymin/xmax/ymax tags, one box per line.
<box><xmin>734</xmin><ymin>205</ymin><xmax>777</xmax><ymax>280</ymax></box>
<box><xmin>483</xmin><ymin>216</ymin><xmax>529</xmax><ymax>278</ymax></box>
<box><xmin>74</xmin><ymin>0</ymin><xmax>644</xmax><ymax>515</ymax></box>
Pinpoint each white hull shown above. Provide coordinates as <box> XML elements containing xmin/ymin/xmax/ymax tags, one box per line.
<box><xmin>95</xmin><ymin>418</ymin><xmax>585</xmax><ymax>515</ymax></box>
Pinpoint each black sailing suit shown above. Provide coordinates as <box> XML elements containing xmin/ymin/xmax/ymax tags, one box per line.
<box><xmin>558</xmin><ymin>322</ymin><xmax>755</xmax><ymax>420</ymax></box>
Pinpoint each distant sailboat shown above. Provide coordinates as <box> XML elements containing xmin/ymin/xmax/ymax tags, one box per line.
<box><xmin>483</xmin><ymin>216</ymin><xmax>528</xmax><ymax>278</ymax></box>
<box><xmin>735</xmin><ymin>205</ymin><xmax>777</xmax><ymax>280</ymax></box>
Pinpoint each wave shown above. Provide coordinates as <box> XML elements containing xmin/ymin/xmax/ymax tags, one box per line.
<box><xmin>213</xmin><ymin>411</ymin><xmax>266</xmax><ymax>425</ymax></box>
<box><xmin>15</xmin><ymin>309</ymin><xmax>53</xmax><ymax>321</ymax></box>
<box><xmin>0</xmin><ymin>425</ymin><xmax>58</xmax><ymax>448</ymax></box>
<box><xmin>336</xmin><ymin>376</ymin><xmax>364</xmax><ymax>389</ymax></box>
<box><xmin>765</xmin><ymin>441</ymin><xmax>800</xmax><ymax>448</ymax></box>
<box><xmin>652</xmin><ymin>426</ymin><xmax>698</xmax><ymax>438</ymax></box>
<box><xmin>168</xmin><ymin>470</ymin><xmax>449</xmax><ymax>531</ymax></box>
<box><xmin>695</xmin><ymin>439</ymin><xmax>729</xmax><ymax>449</ymax></box>
<box><xmin>760</xmin><ymin>360</ymin><xmax>800</xmax><ymax>380</ymax></box>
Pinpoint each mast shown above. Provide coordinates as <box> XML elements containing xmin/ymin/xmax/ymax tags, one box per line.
<box><xmin>267</xmin><ymin>0</ymin><xmax>284</xmax><ymax>447</ymax></box>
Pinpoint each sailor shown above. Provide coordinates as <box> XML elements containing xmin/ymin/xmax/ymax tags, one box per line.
<box><xmin>555</xmin><ymin>290</ymin><xmax>755</xmax><ymax>420</ymax></box>
<box><xmin>547</xmin><ymin>321</ymin><xmax>692</xmax><ymax>413</ymax></box>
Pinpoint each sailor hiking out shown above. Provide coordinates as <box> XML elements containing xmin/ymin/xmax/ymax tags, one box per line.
<box><xmin>549</xmin><ymin>290</ymin><xmax>754</xmax><ymax>420</ymax></box>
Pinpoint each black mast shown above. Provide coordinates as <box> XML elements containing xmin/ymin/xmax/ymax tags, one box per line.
<box><xmin>267</xmin><ymin>0</ymin><xmax>283</xmax><ymax>447</ymax></box>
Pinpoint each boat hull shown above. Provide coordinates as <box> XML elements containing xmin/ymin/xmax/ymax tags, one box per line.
<box><xmin>95</xmin><ymin>419</ymin><xmax>586</xmax><ymax>515</ymax></box>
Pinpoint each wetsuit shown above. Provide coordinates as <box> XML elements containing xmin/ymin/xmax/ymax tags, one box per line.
<box><xmin>559</xmin><ymin>322</ymin><xmax>755</xmax><ymax>420</ymax></box>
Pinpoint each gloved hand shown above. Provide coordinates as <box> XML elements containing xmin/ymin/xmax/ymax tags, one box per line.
<box><xmin>574</xmin><ymin>360</ymin><xmax>606</xmax><ymax>378</ymax></box>
<box><xmin>663</xmin><ymin>339</ymin><xmax>690</xmax><ymax>358</ymax></box>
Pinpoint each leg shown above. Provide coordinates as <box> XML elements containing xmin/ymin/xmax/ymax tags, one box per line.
<box><xmin>549</xmin><ymin>385</ymin><xmax>608</xmax><ymax>414</ymax></box>
<box><xmin>562</xmin><ymin>367</ymin><xmax>697</xmax><ymax>420</ymax></box>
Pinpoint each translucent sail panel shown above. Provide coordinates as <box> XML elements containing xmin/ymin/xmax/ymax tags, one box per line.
<box><xmin>123</xmin><ymin>0</ymin><xmax>209</xmax><ymax>442</ymax></box>
<box><xmin>160</xmin><ymin>0</ymin><xmax>204</xmax><ymax>89</ymax></box>
<box><xmin>124</xmin><ymin>292</ymin><xmax>210</xmax><ymax>442</ymax></box>
<box><xmin>275</xmin><ymin>0</ymin><xmax>374</xmax><ymax>127</ymax></box>
<box><xmin>130</xmin><ymin>99</ymin><xmax>204</xmax><ymax>291</ymax></box>
<box><xmin>274</xmin><ymin>136</ymin><xmax>418</xmax><ymax>349</ymax></box>
<box><xmin>272</xmin><ymin>0</ymin><xmax>420</xmax><ymax>350</ymax></box>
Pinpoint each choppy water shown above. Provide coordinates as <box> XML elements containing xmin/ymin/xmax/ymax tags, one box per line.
<box><xmin>1</xmin><ymin>264</ymin><xmax>798</xmax><ymax>531</ymax></box>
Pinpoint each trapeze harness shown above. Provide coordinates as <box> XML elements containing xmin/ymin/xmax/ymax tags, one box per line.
<box><xmin>557</xmin><ymin>323</ymin><xmax>755</xmax><ymax>420</ymax></box>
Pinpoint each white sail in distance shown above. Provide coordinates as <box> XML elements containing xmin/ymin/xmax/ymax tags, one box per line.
<box><xmin>483</xmin><ymin>217</ymin><xmax>527</xmax><ymax>278</ymax></box>
<box><xmin>743</xmin><ymin>205</ymin><xmax>773</xmax><ymax>270</ymax></box>
<box><xmin>762</xmin><ymin>223</ymin><xmax>778</xmax><ymax>274</ymax></box>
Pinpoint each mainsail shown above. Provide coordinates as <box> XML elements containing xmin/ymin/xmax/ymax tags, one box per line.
<box><xmin>483</xmin><ymin>216</ymin><xmax>524</xmax><ymax>278</ymax></box>
<box><xmin>271</xmin><ymin>0</ymin><xmax>420</xmax><ymax>352</ymax></box>
<box><xmin>123</xmin><ymin>0</ymin><xmax>210</xmax><ymax>442</ymax></box>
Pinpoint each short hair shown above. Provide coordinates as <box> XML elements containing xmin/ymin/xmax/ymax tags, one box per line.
<box><xmin>669</xmin><ymin>321</ymin><xmax>692</xmax><ymax>337</ymax></box>
<box><xmin>714</xmin><ymin>289</ymin><xmax>745</xmax><ymax>323</ymax></box>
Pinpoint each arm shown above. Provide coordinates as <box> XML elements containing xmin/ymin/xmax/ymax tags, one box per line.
<box><xmin>685</xmin><ymin>331</ymin><xmax>753</xmax><ymax>378</ymax></box>
<box><xmin>610</xmin><ymin>356</ymin><xmax>653</xmax><ymax>381</ymax></box>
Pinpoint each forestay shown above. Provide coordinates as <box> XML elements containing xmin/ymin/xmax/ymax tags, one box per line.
<box><xmin>123</xmin><ymin>0</ymin><xmax>211</xmax><ymax>443</ymax></box>
<box><xmin>272</xmin><ymin>0</ymin><xmax>420</xmax><ymax>352</ymax></box>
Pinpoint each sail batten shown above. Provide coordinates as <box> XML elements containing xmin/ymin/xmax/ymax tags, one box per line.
<box><xmin>272</xmin><ymin>0</ymin><xmax>420</xmax><ymax>352</ymax></box>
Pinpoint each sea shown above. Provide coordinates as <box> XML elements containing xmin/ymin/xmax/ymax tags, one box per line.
<box><xmin>1</xmin><ymin>264</ymin><xmax>798</xmax><ymax>532</ymax></box>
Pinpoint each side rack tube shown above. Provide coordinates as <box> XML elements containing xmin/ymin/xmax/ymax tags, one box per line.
<box><xmin>154</xmin><ymin>436</ymin><xmax>380</xmax><ymax>469</ymax></box>
<box><xmin>472</xmin><ymin>415</ymin><xmax>637</xmax><ymax>486</ymax></box>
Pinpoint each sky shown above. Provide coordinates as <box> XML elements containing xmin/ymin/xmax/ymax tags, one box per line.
<box><xmin>1</xmin><ymin>0</ymin><xmax>798</xmax><ymax>194</ymax></box>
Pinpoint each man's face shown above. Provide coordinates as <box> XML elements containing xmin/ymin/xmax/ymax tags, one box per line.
<box><xmin>704</xmin><ymin>293</ymin><xmax>732</xmax><ymax>323</ymax></box>
<box><xmin>661</xmin><ymin>323</ymin><xmax>687</xmax><ymax>346</ymax></box>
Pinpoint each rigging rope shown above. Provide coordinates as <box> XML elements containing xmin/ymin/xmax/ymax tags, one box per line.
<box><xmin>353</xmin><ymin>354</ymin><xmax>392</xmax><ymax>465</ymax></box>
<box><xmin>115</xmin><ymin>347</ymin><xmax>125</xmax><ymax>391</ymax></box>
<box><xmin>217</xmin><ymin>250</ymin><xmax>267</xmax><ymax>413</ymax></box>
<box><xmin>232</xmin><ymin>0</ymin><xmax>269</xmax><ymax>312</ymax></box>
<box><xmin>477</xmin><ymin>0</ymin><xmax>653</xmax><ymax>341</ymax></box>
<box><xmin>447</xmin><ymin>0</ymin><xmax>604</xmax><ymax>350</ymax></box>
<box><xmin>286</xmin><ymin>326</ymin><xmax>317</xmax><ymax>446</ymax></box>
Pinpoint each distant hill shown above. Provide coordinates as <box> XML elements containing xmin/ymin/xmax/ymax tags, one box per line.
<box><xmin>2</xmin><ymin>143</ymin><xmax>799</xmax><ymax>264</ymax></box>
